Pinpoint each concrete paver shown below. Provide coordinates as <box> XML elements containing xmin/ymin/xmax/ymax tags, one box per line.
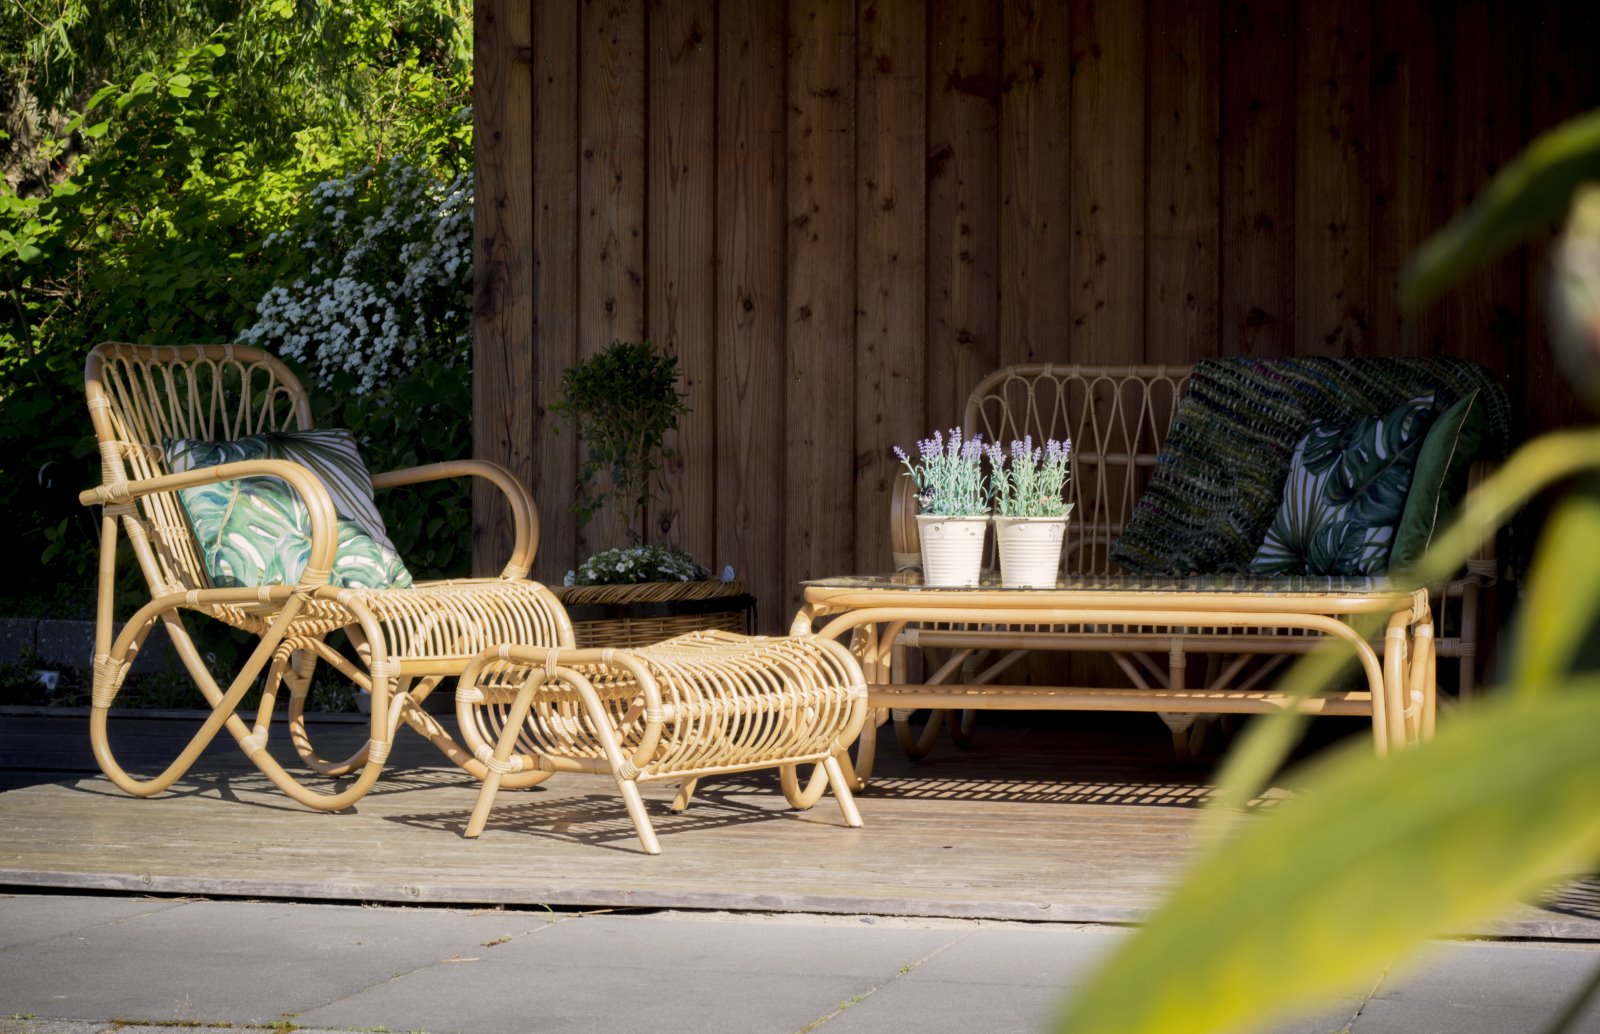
<box><xmin>1354</xmin><ymin>940</ymin><xmax>1600</xmax><ymax>1034</ymax></box>
<box><xmin>0</xmin><ymin>895</ymin><xmax>186</xmax><ymax>951</ymax></box>
<box><xmin>296</xmin><ymin>912</ymin><xmax>966</xmax><ymax>1034</ymax></box>
<box><xmin>4</xmin><ymin>894</ymin><xmax>1600</xmax><ymax>1034</ymax></box>
<box><xmin>821</xmin><ymin>924</ymin><xmax>1123</xmax><ymax>1034</ymax></box>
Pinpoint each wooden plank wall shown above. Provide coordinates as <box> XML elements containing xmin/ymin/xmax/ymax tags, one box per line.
<box><xmin>474</xmin><ymin>0</ymin><xmax>1600</xmax><ymax>630</ymax></box>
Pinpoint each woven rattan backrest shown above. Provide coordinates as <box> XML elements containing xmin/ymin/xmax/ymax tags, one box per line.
<box><xmin>84</xmin><ymin>343</ymin><xmax>314</xmax><ymax>593</ymax></box>
<box><xmin>964</xmin><ymin>364</ymin><xmax>1192</xmax><ymax>576</ymax></box>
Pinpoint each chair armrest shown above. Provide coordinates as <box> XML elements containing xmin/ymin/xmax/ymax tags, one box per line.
<box><xmin>371</xmin><ymin>459</ymin><xmax>539</xmax><ymax>579</ymax></box>
<box><xmin>79</xmin><ymin>459</ymin><xmax>340</xmax><ymax>595</ymax></box>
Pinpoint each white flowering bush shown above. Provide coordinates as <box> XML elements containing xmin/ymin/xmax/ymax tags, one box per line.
<box><xmin>894</xmin><ymin>428</ymin><xmax>990</xmax><ymax>516</ymax></box>
<box><xmin>242</xmin><ymin>159</ymin><xmax>472</xmax><ymax>394</ymax></box>
<box><xmin>237</xmin><ymin>154</ymin><xmax>475</xmax><ymax>579</ymax></box>
<box><xmin>986</xmin><ymin>436</ymin><xmax>1074</xmax><ymax>518</ymax></box>
<box><xmin>565</xmin><ymin>545</ymin><xmax>711</xmax><ymax>587</ymax></box>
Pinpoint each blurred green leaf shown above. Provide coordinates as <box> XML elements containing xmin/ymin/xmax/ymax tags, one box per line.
<box><xmin>1402</xmin><ymin>108</ymin><xmax>1600</xmax><ymax>309</ymax></box>
<box><xmin>1057</xmin><ymin>686</ymin><xmax>1600</xmax><ymax>1034</ymax></box>
<box><xmin>1507</xmin><ymin>475</ymin><xmax>1600</xmax><ymax>690</ymax></box>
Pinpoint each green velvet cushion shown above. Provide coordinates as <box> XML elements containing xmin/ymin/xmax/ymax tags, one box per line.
<box><xmin>165</xmin><ymin>429</ymin><xmax>413</xmax><ymax>590</ymax></box>
<box><xmin>1387</xmin><ymin>390</ymin><xmax>1492</xmax><ymax>573</ymax></box>
<box><xmin>1250</xmin><ymin>397</ymin><xmax>1437</xmax><ymax>576</ymax></box>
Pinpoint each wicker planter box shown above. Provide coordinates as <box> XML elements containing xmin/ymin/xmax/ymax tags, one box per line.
<box><xmin>553</xmin><ymin>580</ymin><xmax>755</xmax><ymax>649</ymax></box>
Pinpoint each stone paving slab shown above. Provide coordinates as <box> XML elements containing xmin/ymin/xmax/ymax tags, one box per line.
<box><xmin>7</xmin><ymin>896</ymin><xmax>1600</xmax><ymax>1034</ymax></box>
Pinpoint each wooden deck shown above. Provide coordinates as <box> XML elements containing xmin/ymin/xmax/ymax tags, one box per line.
<box><xmin>2</xmin><ymin>707</ymin><xmax>1597</xmax><ymax>937</ymax></box>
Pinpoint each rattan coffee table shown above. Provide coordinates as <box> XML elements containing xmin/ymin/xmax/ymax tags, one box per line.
<box><xmin>791</xmin><ymin>572</ymin><xmax>1434</xmax><ymax>784</ymax></box>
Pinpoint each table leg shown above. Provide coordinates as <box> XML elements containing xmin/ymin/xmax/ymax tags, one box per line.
<box><xmin>1409</xmin><ymin>620</ymin><xmax>1437</xmax><ymax>743</ymax></box>
<box><xmin>1383</xmin><ymin>610</ymin><xmax>1424</xmax><ymax>753</ymax></box>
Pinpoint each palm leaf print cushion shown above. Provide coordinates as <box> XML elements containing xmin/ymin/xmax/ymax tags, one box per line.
<box><xmin>165</xmin><ymin>429</ymin><xmax>413</xmax><ymax>590</ymax></box>
<box><xmin>1250</xmin><ymin>397</ymin><xmax>1438</xmax><ymax>576</ymax></box>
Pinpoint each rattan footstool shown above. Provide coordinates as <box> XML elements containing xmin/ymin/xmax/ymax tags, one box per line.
<box><xmin>454</xmin><ymin>629</ymin><xmax>870</xmax><ymax>854</ymax></box>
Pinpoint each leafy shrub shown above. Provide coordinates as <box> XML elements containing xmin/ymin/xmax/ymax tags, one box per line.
<box><xmin>0</xmin><ymin>6</ymin><xmax>475</xmax><ymax>608</ymax></box>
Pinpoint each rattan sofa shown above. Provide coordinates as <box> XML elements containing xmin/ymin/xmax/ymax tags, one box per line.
<box><xmin>888</xmin><ymin>360</ymin><xmax>1505</xmax><ymax>754</ymax></box>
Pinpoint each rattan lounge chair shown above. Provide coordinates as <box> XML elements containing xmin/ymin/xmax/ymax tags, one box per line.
<box><xmin>80</xmin><ymin>343</ymin><xmax>867</xmax><ymax>847</ymax></box>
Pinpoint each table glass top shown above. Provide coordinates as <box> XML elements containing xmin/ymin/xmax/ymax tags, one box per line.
<box><xmin>802</xmin><ymin>571</ymin><xmax>1409</xmax><ymax>596</ymax></box>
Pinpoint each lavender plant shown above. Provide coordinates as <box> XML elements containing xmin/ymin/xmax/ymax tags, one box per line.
<box><xmin>894</xmin><ymin>428</ymin><xmax>990</xmax><ymax>516</ymax></box>
<box><xmin>985</xmin><ymin>436</ymin><xmax>1074</xmax><ymax>518</ymax></box>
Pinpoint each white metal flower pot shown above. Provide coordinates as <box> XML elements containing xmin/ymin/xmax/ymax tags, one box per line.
<box><xmin>993</xmin><ymin>515</ymin><xmax>1067</xmax><ymax>589</ymax></box>
<box><xmin>916</xmin><ymin>514</ymin><xmax>989</xmax><ymax>587</ymax></box>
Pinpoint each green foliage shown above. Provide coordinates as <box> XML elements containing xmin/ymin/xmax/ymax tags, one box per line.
<box><xmin>0</xmin><ymin>1</ymin><xmax>473</xmax><ymax>610</ymax></box>
<box><xmin>1</xmin><ymin>1</ymin><xmax>471</xmax><ymax>171</ymax></box>
<box><xmin>551</xmin><ymin>340</ymin><xmax>691</xmax><ymax>546</ymax></box>
<box><xmin>1058</xmin><ymin>107</ymin><xmax>1600</xmax><ymax>1034</ymax></box>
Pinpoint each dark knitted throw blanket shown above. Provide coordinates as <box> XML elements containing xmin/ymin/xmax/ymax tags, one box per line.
<box><xmin>1110</xmin><ymin>357</ymin><xmax>1511</xmax><ymax>575</ymax></box>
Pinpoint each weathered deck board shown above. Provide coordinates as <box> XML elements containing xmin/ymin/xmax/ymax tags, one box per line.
<box><xmin>3</xmin><ymin>710</ymin><xmax>1597</xmax><ymax>938</ymax></box>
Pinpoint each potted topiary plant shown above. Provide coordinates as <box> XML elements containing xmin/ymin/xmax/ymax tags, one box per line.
<box><xmin>550</xmin><ymin>339</ymin><xmax>752</xmax><ymax>646</ymax></box>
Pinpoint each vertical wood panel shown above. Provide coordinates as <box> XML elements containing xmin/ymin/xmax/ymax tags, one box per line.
<box><xmin>717</xmin><ymin>1</ymin><xmax>788</xmax><ymax>629</ymax></box>
<box><xmin>786</xmin><ymin>0</ymin><xmax>856</xmax><ymax>612</ymax></box>
<box><xmin>528</xmin><ymin>0</ymin><xmax>580</xmax><ymax>585</ymax></box>
<box><xmin>1443</xmin><ymin>0</ymin><xmax>1525</xmax><ymax>398</ymax></box>
<box><xmin>649</xmin><ymin>0</ymin><xmax>717</xmax><ymax>565</ymax></box>
<box><xmin>1522</xmin><ymin>0</ymin><xmax>1600</xmax><ymax>433</ymax></box>
<box><xmin>926</xmin><ymin>0</ymin><xmax>1001</xmax><ymax>429</ymax></box>
<box><xmin>1293</xmin><ymin>1</ymin><xmax>1370</xmax><ymax>356</ymax></box>
<box><xmin>856</xmin><ymin>0</ymin><xmax>926</xmax><ymax>573</ymax></box>
<box><xmin>471</xmin><ymin>0</ymin><xmax>536</xmax><ymax>576</ymax></box>
<box><xmin>482</xmin><ymin>0</ymin><xmax>1594</xmax><ymax>597</ymax></box>
<box><xmin>1220</xmin><ymin>0</ymin><xmax>1294</xmax><ymax>357</ymax></box>
<box><xmin>1369</xmin><ymin>0</ymin><xmax>1450</xmax><ymax>360</ymax></box>
<box><xmin>1069</xmin><ymin>0</ymin><xmax>1145</xmax><ymax>363</ymax></box>
<box><xmin>1000</xmin><ymin>0</ymin><xmax>1071</xmax><ymax>365</ymax></box>
<box><xmin>1145</xmin><ymin>0</ymin><xmax>1219</xmax><ymax>364</ymax></box>
<box><xmin>579</xmin><ymin>0</ymin><xmax>648</xmax><ymax>551</ymax></box>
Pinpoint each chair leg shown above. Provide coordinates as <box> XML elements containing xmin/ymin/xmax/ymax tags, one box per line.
<box><xmin>824</xmin><ymin>755</ymin><xmax>864</xmax><ymax>828</ymax></box>
<box><xmin>464</xmin><ymin>679</ymin><xmax>539</xmax><ymax>839</ymax></box>
<box><xmin>670</xmin><ymin>778</ymin><xmax>699</xmax><ymax>812</ymax></box>
<box><xmin>618</xmin><ymin>778</ymin><xmax>662</xmax><ymax>855</ymax></box>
